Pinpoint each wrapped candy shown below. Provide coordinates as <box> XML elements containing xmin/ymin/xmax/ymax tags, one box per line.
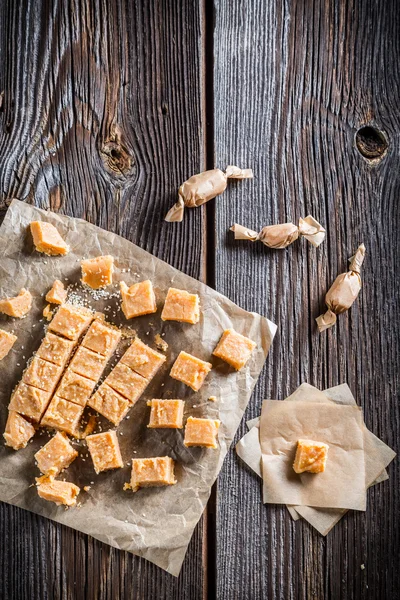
<box><xmin>165</xmin><ymin>166</ymin><xmax>253</xmax><ymax>222</ymax></box>
<box><xmin>230</xmin><ymin>215</ymin><xmax>325</xmax><ymax>249</ymax></box>
<box><xmin>316</xmin><ymin>244</ymin><xmax>366</xmax><ymax>332</ymax></box>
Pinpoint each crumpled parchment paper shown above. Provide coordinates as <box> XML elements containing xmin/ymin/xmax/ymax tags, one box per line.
<box><xmin>0</xmin><ymin>200</ymin><xmax>276</xmax><ymax>576</ymax></box>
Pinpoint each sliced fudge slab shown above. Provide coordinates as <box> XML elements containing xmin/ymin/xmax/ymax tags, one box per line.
<box><xmin>0</xmin><ymin>329</ymin><xmax>17</xmax><ymax>360</ymax></box>
<box><xmin>48</xmin><ymin>303</ymin><xmax>94</xmax><ymax>341</ymax></box>
<box><xmin>35</xmin><ymin>432</ymin><xmax>78</xmax><ymax>476</ymax></box>
<box><xmin>120</xmin><ymin>280</ymin><xmax>157</xmax><ymax>319</ymax></box>
<box><xmin>161</xmin><ymin>287</ymin><xmax>200</xmax><ymax>324</ymax></box>
<box><xmin>170</xmin><ymin>351</ymin><xmax>212</xmax><ymax>391</ymax></box>
<box><xmin>41</xmin><ymin>396</ymin><xmax>84</xmax><ymax>436</ymax></box>
<box><xmin>88</xmin><ymin>383</ymin><xmax>130</xmax><ymax>426</ymax></box>
<box><xmin>106</xmin><ymin>363</ymin><xmax>148</xmax><ymax>404</ymax></box>
<box><xmin>30</xmin><ymin>221</ymin><xmax>70</xmax><ymax>256</ymax></box>
<box><xmin>68</xmin><ymin>346</ymin><xmax>108</xmax><ymax>381</ymax></box>
<box><xmin>22</xmin><ymin>356</ymin><xmax>64</xmax><ymax>395</ymax></box>
<box><xmin>86</xmin><ymin>431</ymin><xmax>123</xmax><ymax>474</ymax></box>
<box><xmin>36</xmin><ymin>332</ymin><xmax>75</xmax><ymax>367</ymax></box>
<box><xmin>212</xmin><ymin>328</ymin><xmax>256</xmax><ymax>370</ymax></box>
<box><xmin>130</xmin><ymin>457</ymin><xmax>176</xmax><ymax>492</ymax></box>
<box><xmin>3</xmin><ymin>411</ymin><xmax>36</xmax><ymax>450</ymax></box>
<box><xmin>55</xmin><ymin>369</ymin><xmax>96</xmax><ymax>407</ymax></box>
<box><xmin>37</xmin><ymin>479</ymin><xmax>80</xmax><ymax>506</ymax></box>
<box><xmin>121</xmin><ymin>338</ymin><xmax>166</xmax><ymax>379</ymax></box>
<box><xmin>0</xmin><ymin>288</ymin><xmax>32</xmax><ymax>318</ymax></box>
<box><xmin>183</xmin><ymin>416</ymin><xmax>220</xmax><ymax>449</ymax></box>
<box><xmin>9</xmin><ymin>382</ymin><xmax>51</xmax><ymax>422</ymax></box>
<box><xmin>147</xmin><ymin>399</ymin><xmax>185</xmax><ymax>429</ymax></box>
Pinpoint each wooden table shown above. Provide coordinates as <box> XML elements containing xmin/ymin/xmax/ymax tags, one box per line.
<box><xmin>0</xmin><ymin>1</ymin><xmax>398</xmax><ymax>598</ymax></box>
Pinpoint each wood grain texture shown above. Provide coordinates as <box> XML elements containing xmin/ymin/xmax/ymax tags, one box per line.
<box><xmin>213</xmin><ymin>0</ymin><xmax>400</xmax><ymax>599</ymax></box>
<box><xmin>0</xmin><ymin>1</ymin><xmax>207</xmax><ymax>598</ymax></box>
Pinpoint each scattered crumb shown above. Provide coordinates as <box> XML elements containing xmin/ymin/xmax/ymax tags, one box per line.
<box><xmin>154</xmin><ymin>333</ymin><xmax>168</xmax><ymax>352</ymax></box>
<box><xmin>83</xmin><ymin>486</ymin><xmax>91</xmax><ymax>492</ymax></box>
<box><xmin>43</xmin><ymin>304</ymin><xmax>53</xmax><ymax>321</ymax></box>
<box><xmin>123</xmin><ymin>482</ymin><xmax>132</xmax><ymax>491</ymax></box>
<box><xmin>208</xmin><ymin>396</ymin><xmax>217</xmax><ymax>402</ymax></box>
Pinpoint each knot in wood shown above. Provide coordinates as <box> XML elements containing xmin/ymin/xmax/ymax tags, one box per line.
<box><xmin>100</xmin><ymin>140</ymin><xmax>133</xmax><ymax>177</ymax></box>
<box><xmin>356</xmin><ymin>126</ymin><xmax>388</xmax><ymax>161</ymax></box>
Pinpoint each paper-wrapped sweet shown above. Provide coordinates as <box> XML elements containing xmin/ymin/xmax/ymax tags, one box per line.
<box><xmin>165</xmin><ymin>166</ymin><xmax>253</xmax><ymax>222</ymax></box>
<box><xmin>230</xmin><ymin>215</ymin><xmax>325</xmax><ymax>249</ymax></box>
<box><xmin>316</xmin><ymin>244</ymin><xmax>366</xmax><ymax>332</ymax></box>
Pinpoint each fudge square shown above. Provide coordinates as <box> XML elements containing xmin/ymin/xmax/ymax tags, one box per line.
<box><xmin>121</xmin><ymin>338</ymin><xmax>166</xmax><ymax>379</ymax></box>
<box><xmin>36</xmin><ymin>332</ymin><xmax>75</xmax><ymax>367</ymax></box>
<box><xmin>88</xmin><ymin>383</ymin><xmax>130</xmax><ymax>426</ymax></box>
<box><xmin>130</xmin><ymin>456</ymin><xmax>177</xmax><ymax>492</ymax></box>
<box><xmin>81</xmin><ymin>319</ymin><xmax>121</xmax><ymax>357</ymax></box>
<box><xmin>9</xmin><ymin>382</ymin><xmax>51</xmax><ymax>422</ymax></box>
<box><xmin>81</xmin><ymin>255</ymin><xmax>114</xmax><ymax>289</ymax></box>
<box><xmin>86</xmin><ymin>431</ymin><xmax>124</xmax><ymax>474</ymax></box>
<box><xmin>212</xmin><ymin>328</ymin><xmax>256</xmax><ymax>370</ymax></box>
<box><xmin>0</xmin><ymin>328</ymin><xmax>17</xmax><ymax>361</ymax></box>
<box><xmin>56</xmin><ymin>369</ymin><xmax>96</xmax><ymax>406</ymax></box>
<box><xmin>120</xmin><ymin>280</ymin><xmax>157</xmax><ymax>319</ymax></box>
<box><xmin>0</xmin><ymin>288</ymin><xmax>32</xmax><ymax>318</ymax></box>
<box><xmin>68</xmin><ymin>346</ymin><xmax>108</xmax><ymax>381</ymax></box>
<box><xmin>106</xmin><ymin>363</ymin><xmax>148</xmax><ymax>404</ymax></box>
<box><xmin>169</xmin><ymin>351</ymin><xmax>212</xmax><ymax>391</ymax></box>
<box><xmin>147</xmin><ymin>399</ymin><xmax>185</xmax><ymax>429</ymax></box>
<box><xmin>184</xmin><ymin>417</ymin><xmax>220</xmax><ymax>449</ymax></box>
<box><xmin>48</xmin><ymin>303</ymin><xmax>93</xmax><ymax>340</ymax></box>
<box><xmin>37</xmin><ymin>479</ymin><xmax>80</xmax><ymax>506</ymax></box>
<box><xmin>161</xmin><ymin>287</ymin><xmax>200</xmax><ymax>324</ymax></box>
<box><xmin>3</xmin><ymin>410</ymin><xmax>36</xmax><ymax>450</ymax></box>
<box><xmin>293</xmin><ymin>439</ymin><xmax>329</xmax><ymax>474</ymax></box>
<box><xmin>35</xmin><ymin>432</ymin><xmax>78</xmax><ymax>476</ymax></box>
<box><xmin>22</xmin><ymin>356</ymin><xmax>63</xmax><ymax>394</ymax></box>
<box><xmin>41</xmin><ymin>396</ymin><xmax>84</xmax><ymax>436</ymax></box>
<box><xmin>30</xmin><ymin>221</ymin><xmax>70</xmax><ymax>256</ymax></box>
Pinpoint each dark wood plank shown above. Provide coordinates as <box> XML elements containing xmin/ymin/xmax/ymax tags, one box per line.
<box><xmin>213</xmin><ymin>0</ymin><xmax>400</xmax><ymax>598</ymax></box>
<box><xmin>0</xmin><ymin>1</ymin><xmax>207</xmax><ymax>598</ymax></box>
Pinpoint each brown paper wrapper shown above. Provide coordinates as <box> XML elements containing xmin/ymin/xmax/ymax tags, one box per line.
<box><xmin>231</xmin><ymin>215</ymin><xmax>325</xmax><ymax>249</ymax></box>
<box><xmin>0</xmin><ymin>200</ymin><xmax>276</xmax><ymax>576</ymax></box>
<box><xmin>316</xmin><ymin>244</ymin><xmax>366</xmax><ymax>332</ymax></box>
<box><xmin>165</xmin><ymin>166</ymin><xmax>253</xmax><ymax>222</ymax></box>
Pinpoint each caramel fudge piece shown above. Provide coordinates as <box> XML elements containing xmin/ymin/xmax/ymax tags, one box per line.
<box><xmin>212</xmin><ymin>329</ymin><xmax>256</xmax><ymax>370</ymax></box>
<box><xmin>120</xmin><ymin>280</ymin><xmax>157</xmax><ymax>319</ymax></box>
<box><xmin>147</xmin><ymin>399</ymin><xmax>185</xmax><ymax>429</ymax></box>
<box><xmin>0</xmin><ymin>329</ymin><xmax>17</xmax><ymax>360</ymax></box>
<box><xmin>86</xmin><ymin>431</ymin><xmax>124</xmax><ymax>474</ymax></box>
<box><xmin>0</xmin><ymin>288</ymin><xmax>32</xmax><ymax>318</ymax></box>
<box><xmin>161</xmin><ymin>287</ymin><xmax>200</xmax><ymax>324</ymax></box>
<box><xmin>35</xmin><ymin>432</ymin><xmax>78</xmax><ymax>476</ymax></box>
<box><xmin>22</xmin><ymin>356</ymin><xmax>63</xmax><ymax>394</ymax></box>
<box><xmin>170</xmin><ymin>351</ymin><xmax>212</xmax><ymax>391</ymax></box>
<box><xmin>121</xmin><ymin>338</ymin><xmax>166</xmax><ymax>379</ymax></box>
<box><xmin>293</xmin><ymin>439</ymin><xmax>329</xmax><ymax>474</ymax></box>
<box><xmin>68</xmin><ymin>346</ymin><xmax>108</xmax><ymax>381</ymax></box>
<box><xmin>37</xmin><ymin>479</ymin><xmax>80</xmax><ymax>506</ymax></box>
<box><xmin>106</xmin><ymin>363</ymin><xmax>148</xmax><ymax>404</ymax></box>
<box><xmin>36</xmin><ymin>332</ymin><xmax>74</xmax><ymax>367</ymax></box>
<box><xmin>30</xmin><ymin>221</ymin><xmax>70</xmax><ymax>256</ymax></box>
<box><xmin>3</xmin><ymin>410</ymin><xmax>36</xmax><ymax>450</ymax></box>
<box><xmin>81</xmin><ymin>319</ymin><xmax>121</xmax><ymax>357</ymax></box>
<box><xmin>56</xmin><ymin>369</ymin><xmax>96</xmax><ymax>406</ymax></box>
<box><xmin>184</xmin><ymin>417</ymin><xmax>220</xmax><ymax>449</ymax></box>
<box><xmin>49</xmin><ymin>304</ymin><xmax>94</xmax><ymax>341</ymax></box>
<box><xmin>9</xmin><ymin>382</ymin><xmax>51</xmax><ymax>422</ymax></box>
<box><xmin>41</xmin><ymin>396</ymin><xmax>84</xmax><ymax>436</ymax></box>
<box><xmin>81</xmin><ymin>255</ymin><xmax>114</xmax><ymax>289</ymax></box>
<box><xmin>88</xmin><ymin>384</ymin><xmax>130</xmax><ymax>426</ymax></box>
<box><xmin>130</xmin><ymin>456</ymin><xmax>176</xmax><ymax>492</ymax></box>
<box><xmin>46</xmin><ymin>279</ymin><xmax>67</xmax><ymax>305</ymax></box>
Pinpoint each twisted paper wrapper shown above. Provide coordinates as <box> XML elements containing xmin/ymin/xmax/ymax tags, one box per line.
<box><xmin>316</xmin><ymin>244</ymin><xmax>366</xmax><ymax>332</ymax></box>
<box><xmin>230</xmin><ymin>215</ymin><xmax>326</xmax><ymax>249</ymax></box>
<box><xmin>165</xmin><ymin>166</ymin><xmax>253</xmax><ymax>222</ymax></box>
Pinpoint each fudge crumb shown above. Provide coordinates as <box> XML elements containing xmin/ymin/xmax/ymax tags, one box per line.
<box><xmin>154</xmin><ymin>333</ymin><xmax>168</xmax><ymax>352</ymax></box>
<box><xmin>83</xmin><ymin>486</ymin><xmax>91</xmax><ymax>492</ymax></box>
<box><xmin>208</xmin><ymin>396</ymin><xmax>217</xmax><ymax>402</ymax></box>
<box><xmin>123</xmin><ymin>482</ymin><xmax>132</xmax><ymax>491</ymax></box>
<box><xmin>43</xmin><ymin>304</ymin><xmax>54</xmax><ymax>321</ymax></box>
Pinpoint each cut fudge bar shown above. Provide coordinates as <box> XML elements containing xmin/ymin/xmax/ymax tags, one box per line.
<box><xmin>88</xmin><ymin>383</ymin><xmax>130</xmax><ymax>426</ymax></box>
<box><xmin>30</xmin><ymin>221</ymin><xmax>70</xmax><ymax>256</ymax></box>
<box><xmin>293</xmin><ymin>439</ymin><xmax>329</xmax><ymax>474</ymax></box>
<box><xmin>130</xmin><ymin>456</ymin><xmax>176</xmax><ymax>492</ymax></box>
<box><xmin>46</xmin><ymin>279</ymin><xmax>67</xmax><ymax>304</ymax></box>
<box><xmin>120</xmin><ymin>280</ymin><xmax>157</xmax><ymax>319</ymax></box>
<box><xmin>0</xmin><ymin>329</ymin><xmax>17</xmax><ymax>360</ymax></box>
<box><xmin>9</xmin><ymin>382</ymin><xmax>51</xmax><ymax>422</ymax></box>
<box><xmin>55</xmin><ymin>369</ymin><xmax>96</xmax><ymax>406</ymax></box>
<box><xmin>41</xmin><ymin>396</ymin><xmax>84</xmax><ymax>436</ymax></box>
<box><xmin>0</xmin><ymin>288</ymin><xmax>32</xmax><ymax>318</ymax></box>
<box><xmin>81</xmin><ymin>255</ymin><xmax>114</xmax><ymax>289</ymax></box>
<box><xmin>37</xmin><ymin>479</ymin><xmax>80</xmax><ymax>506</ymax></box>
<box><xmin>36</xmin><ymin>332</ymin><xmax>75</xmax><ymax>367</ymax></box>
<box><xmin>106</xmin><ymin>363</ymin><xmax>148</xmax><ymax>404</ymax></box>
<box><xmin>161</xmin><ymin>287</ymin><xmax>200</xmax><ymax>324</ymax></box>
<box><xmin>121</xmin><ymin>338</ymin><xmax>166</xmax><ymax>379</ymax></box>
<box><xmin>184</xmin><ymin>416</ymin><xmax>220</xmax><ymax>449</ymax></box>
<box><xmin>22</xmin><ymin>356</ymin><xmax>64</xmax><ymax>394</ymax></box>
<box><xmin>169</xmin><ymin>351</ymin><xmax>212</xmax><ymax>391</ymax></box>
<box><xmin>81</xmin><ymin>319</ymin><xmax>121</xmax><ymax>357</ymax></box>
<box><xmin>212</xmin><ymin>328</ymin><xmax>256</xmax><ymax>370</ymax></box>
<box><xmin>86</xmin><ymin>431</ymin><xmax>123</xmax><ymax>474</ymax></box>
<box><xmin>147</xmin><ymin>399</ymin><xmax>185</xmax><ymax>429</ymax></box>
<box><xmin>3</xmin><ymin>410</ymin><xmax>36</xmax><ymax>450</ymax></box>
<box><xmin>68</xmin><ymin>346</ymin><xmax>108</xmax><ymax>381</ymax></box>
<box><xmin>48</xmin><ymin>303</ymin><xmax>94</xmax><ymax>341</ymax></box>
<box><xmin>35</xmin><ymin>432</ymin><xmax>78</xmax><ymax>476</ymax></box>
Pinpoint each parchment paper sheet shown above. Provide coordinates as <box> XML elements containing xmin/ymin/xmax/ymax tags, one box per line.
<box><xmin>0</xmin><ymin>200</ymin><xmax>276</xmax><ymax>576</ymax></box>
